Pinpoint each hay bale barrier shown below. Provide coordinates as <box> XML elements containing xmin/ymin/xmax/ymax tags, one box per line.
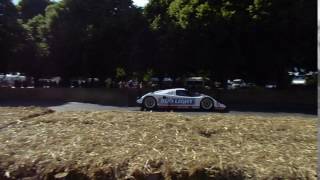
<box><xmin>0</xmin><ymin>107</ymin><xmax>316</xmax><ymax>180</ymax></box>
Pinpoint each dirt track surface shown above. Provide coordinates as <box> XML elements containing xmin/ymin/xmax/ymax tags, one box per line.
<box><xmin>0</xmin><ymin>101</ymin><xmax>316</xmax><ymax>118</ymax></box>
<box><xmin>49</xmin><ymin>102</ymin><xmax>316</xmax><ymax>118</ymax></box>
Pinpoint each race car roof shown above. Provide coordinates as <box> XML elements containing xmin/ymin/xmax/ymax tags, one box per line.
<box><xmin>154</xmin><ymin>88</ymin><xmax>186</xmax><ymax>94</ymax></box>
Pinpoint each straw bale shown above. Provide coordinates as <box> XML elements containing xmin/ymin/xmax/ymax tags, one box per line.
<box><xmin>0</xmin><ymin>108</ymin><xmax>316</xmax><ymax>179</ymax></box>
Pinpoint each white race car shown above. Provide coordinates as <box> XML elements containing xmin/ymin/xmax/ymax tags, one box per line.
<box><xmin>136</xmin><ymin>88</ymin><xmax>227</xmax><ymax>111</ymax></box>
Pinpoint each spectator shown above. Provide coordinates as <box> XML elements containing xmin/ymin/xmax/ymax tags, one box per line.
<box><xmin>118</xmin><ymin>81</ymin><xmax>124</xmax><ymax>88</ymax></box>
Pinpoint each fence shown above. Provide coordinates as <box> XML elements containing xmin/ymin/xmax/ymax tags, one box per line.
<box><xmin>0</xmin><ymin>87</ymin><xmax>316</xmax><ymax>114</ymax></box>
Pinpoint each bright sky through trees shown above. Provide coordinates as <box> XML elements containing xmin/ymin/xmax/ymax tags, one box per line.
<box><xmin>12</xmin><ymin>0</ymin><xmax>148</xmax><ymax>7</ymax></box>
<box><xmin>318</xmin><ymin>0</ymin><xmax>320</xmax><ymax>20</ymax></box>
<box><xmin>133</xmin><ymin>0</ymin><xmax>148</xmax><ymax>7</ymax></box>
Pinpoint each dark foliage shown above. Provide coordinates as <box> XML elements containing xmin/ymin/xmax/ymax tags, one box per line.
<box><xmin>0</xmin><ymin>0</ymin><xmax>316</xmax><ymax>85</ymax></box>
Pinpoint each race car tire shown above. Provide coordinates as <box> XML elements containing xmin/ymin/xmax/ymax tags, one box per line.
<box><xmin>143</xmin><ymin>96</ymin><xmax>157</xmax><ymax>110</ymax></box>
<box><xmin>200</xmin><ymin>98</ymin><xmax>214</xmax><ymax>111</ymax></box>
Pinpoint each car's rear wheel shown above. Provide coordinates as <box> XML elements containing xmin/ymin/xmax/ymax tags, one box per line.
<box><xmin>200</xmin><ymin>98</ymin><xmax>214</xmax><ymax>111</ymax></box>
<box><xmin>143</xmin><ymin>96</ymin><xmax>157</xmax><ymax>110</ymax></box>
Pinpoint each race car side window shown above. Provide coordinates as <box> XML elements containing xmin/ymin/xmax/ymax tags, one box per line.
<box><xmin>167</xmin><ymin>91</ymin><xmax>175</xmax><ymax>95</ymax></box>
<box><xmin>176</xmin><ymin>90</ymin><xmax>189</xmax><ymax>96</ymax></box>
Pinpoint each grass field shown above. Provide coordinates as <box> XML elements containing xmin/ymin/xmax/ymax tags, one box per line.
<box><xmin>0</xmin><ymin>107</ymin><xmax>317</xmax><ymax>179</ymax></box>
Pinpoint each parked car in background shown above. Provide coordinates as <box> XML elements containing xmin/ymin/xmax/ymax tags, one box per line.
<box><xmin>291</xmin><ymin>75</ymin><xmax>306</xmax><ymax>86</ymax></box>
<box><xmin>213</xmin><ymin>81</ymin><xmax>222</xmax><ymax>88</ymax></box>
<box><xmin>150</xmin><ymin>77</ymin><xmax>160</xmax><ymax>88</ymax></box>
<box><xmin>227</xmin><ymin>79</ymin><xmax>247</xmax><ymax>89</ymax></box>
<box><xmin>4</xmin><ymin>72</ymin><xmax>26</xmax><ymax>82</ymax></box>
<box><xmin>125</xmin><ymin>79</ymin><xmax>139</xmax><ymax>88</ymax></box>
<box><xmin>232</xmin><ymin>79</ymin><xmax>246</xmax><ymax>88</ymax></box>
<box><xmin>0</xmin><ymin>72</ymin><xmax>27</xmax><ymax>88</ymax></box>
<box><xmin>162</xmin><ymin>77</ymin><xmax>173</xmax><ymax>88</ymax></box>
<box><xmin>185</xmin><ymin>77</ymin><xmax>211</xmax><ymax>90</ymax></box>
<box><xmin>85</xmin><ymin>78</ymin><xmax>100</xmax><ymax>88</ymax></box>
<box><xmin>246</xmin><ymin>82</ymin><xmax>256</xmax><ymax>88</ymax></box>
<box><xmin>70</xmin><ymin>78</ymin><xmax>86</xmax><ymax>88</ymax></box>
<box><xmin>265</xmin><ymin>82</ymin><xmax>277</xmax><ymax>89</ymax></box>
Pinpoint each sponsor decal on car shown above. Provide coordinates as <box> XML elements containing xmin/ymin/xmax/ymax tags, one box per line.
<box><xmin>159</xmin><ymin>98</ymin><xmax>195</xmax><ymax>105</ymax></box>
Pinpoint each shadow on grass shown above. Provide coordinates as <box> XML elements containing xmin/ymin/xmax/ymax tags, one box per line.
<box><xmin>1</xmin><ymin>167</ymin><xmax>248</xmax><ymax>180</ymax></box>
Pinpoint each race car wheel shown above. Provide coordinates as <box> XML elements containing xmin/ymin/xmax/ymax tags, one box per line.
<box><xmin>143</xmin><ymin>96</ymin><xmax>157</xmax><ymax>110</ymax></box>
<box><xmin>200</xmin><ymin>98</ymin><xmax>214</xmax><ymax>111</ymax></box>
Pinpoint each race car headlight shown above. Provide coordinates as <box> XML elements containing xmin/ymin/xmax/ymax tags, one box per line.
<box><xmin>136</xmin><ymin>98</ymin><xmax>143</xmax><ymax>104</ymax></box>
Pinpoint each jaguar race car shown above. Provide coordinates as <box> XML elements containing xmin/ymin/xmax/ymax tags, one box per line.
<box><xmin>136</xmin><ymin>88</ymin><xmax>227</xmax><ymax>111</ymax></box>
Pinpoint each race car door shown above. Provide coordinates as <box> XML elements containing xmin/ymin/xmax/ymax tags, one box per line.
<box><xmin>157</xmin><ymin>90</ymin><xmax>177</xmax><ymax>107</ymax></box>
<box><xmin>170</xmin><ymin>90</ymin><xmax>197</xmax><ymax>108</ymax></box>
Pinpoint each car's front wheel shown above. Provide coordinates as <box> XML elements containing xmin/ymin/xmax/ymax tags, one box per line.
<box><xmin>200</xmin><ymin>98</ymin><xmax>214</xmax><ymax>111</ymax></box>
<box><xmin>143</xmin><ymin>96</ymin><xmax>157</xmax><ymax>110</ymax></box>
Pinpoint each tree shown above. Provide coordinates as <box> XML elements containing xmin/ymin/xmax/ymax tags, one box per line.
<box><xmin>144</xmin><ymin>0</ymin><xmax>316</xmax><ymax>86</ymax></box>
<box><xmin>0</xmin><ymin>0</ymin><xmax>25</xmax><ymax>73</ymax></box>
<box><xmin>19</xmin><ymin>14</ymin><xmax>50</xmax><ymax>77</ymax></box>
<box><xmin>44</xmin><ymin>0</ymin><xmax>149</xmax><ymax>79</ymax></box>
<box><xmin>143</xmin><ymin>69</ymin><xmax>154</xmax><ymax>82</ymax></box>
<box><xmin>18</xmin><ymin>0</ymin><xmax>51</xmax><ymax>21</ymax></box>
<box><xmin>115</xmin><ymin>67</ymin><xmax>126</xmax><ymax>80</ymax></box>
<box><xmin>0</xmin><ymin>0</ymin><xmax>315</xmax><ymax>86</ymax></box>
